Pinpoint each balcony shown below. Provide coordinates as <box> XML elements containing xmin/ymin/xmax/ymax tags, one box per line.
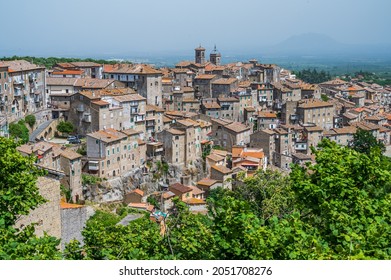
<box><xmin>77</xmin><ymin>104</ymin><xmax>85</xmax><ymax>112</ymax></box>
<box><xmin>88</xmin><ymin>161</ymin><xmax>99</xmax><ymax>171</ymax></box>
<box><xmin>14</xmin><ymin>89</ymin><xmax>22</xmax><ymax>97</ymax></box>
<box><xmin>290</xmin><ymin>114</ymin><xmax>298</xmax><ymax>121</ymax></box>
<box><xmin>146</xmin><ymin>120</ymin><xmax>155</xmax><ymax>127</ymax></box>
<box><xmin>83</xmin><ymin>113</ymin><xmax>92</xmax><ymax>123</ymax></box>
<box><xmin>295</xmin><ymin>143</ymin><xmax>307</xmax><ymax>151</ymax></box>
<box><xmin>134</xmin><ymin>116</ymin><xmax>145</xmax><ymax>122</ymax></box>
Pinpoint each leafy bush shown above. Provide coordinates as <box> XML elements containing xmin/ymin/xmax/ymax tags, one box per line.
<box><xmin>57</xmin><ymin>121</ymin><xmax>74</xmax><ymax>134</ymax></box>
<box><xmin>25</xmin><ymin>115</ymin><xmax>36</xmax><ymax>128</ymax></box>
<box><xmin>82</xmin><ymin>174</ymin><xmax>102</xmax><ymax>185</ymax></box>
<box><xmin>9</xmin><ymin>120</ymin><xmax>29</xmax><ymax>143</ymax></box>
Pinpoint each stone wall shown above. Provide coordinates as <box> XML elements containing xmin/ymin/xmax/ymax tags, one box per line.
<box><xmin>61</xmin><ymin>206</ymin><xmax>88</xmax><ymax>250</ymax></box>
<box><xmin>15</xmin><ymin>176</ymin><xmax>62</xmax><ymax>239</ymax></box>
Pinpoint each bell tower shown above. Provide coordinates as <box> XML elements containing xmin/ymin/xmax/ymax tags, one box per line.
<box><xmin>195</xmin><ymin>45</ymin><xmax>206</xmax><ymax>64</ymax></box>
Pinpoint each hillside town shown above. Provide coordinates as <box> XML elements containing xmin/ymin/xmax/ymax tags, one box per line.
<box><xmin>1</xmin><ymin>46</ymin><xmax>391</xmax><ymax>249</ymax></box>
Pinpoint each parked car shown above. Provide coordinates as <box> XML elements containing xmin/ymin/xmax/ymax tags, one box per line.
<box><xmin>67</xmin><ymin>135</ymin><xmax>81</xmax><ymax>144</ymax></box>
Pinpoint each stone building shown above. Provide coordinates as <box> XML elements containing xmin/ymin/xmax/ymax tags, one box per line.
<box><xmin>193</xmin><ymin>74</ymin><xmax>216</xmax><ymax>98</ymax></box>
<box><xmin>211</xmin><ymin>78</ymin><xmax>238</xmax><ymax>98</ymax></box>
<box><xmin>195</xmin><ymin>45</ymin><xmax>206</xmax><ymax>65</ymax></box>
<box><xmin>0</xmin><ymin>60</ymin><xmax>47</xmax><ymax>127</ymax></box>
<box><xmin>217</xmin><ymin>96</ymin><xmax>240</xmax><ymax>121</ymax></box>
<box><xmin>296</xmin><ymin>99</ymin><xmax>334</xmax><ymax>129</ymax></box>
<box><xmin>103</xmin><ymin>64</ymin><xmax>163</xmax><ymax>106</ymax></box>
<box><xmin>86</xmin><ymin>128</ymin><xmax>146</xmax><ymax>178</ymax></box>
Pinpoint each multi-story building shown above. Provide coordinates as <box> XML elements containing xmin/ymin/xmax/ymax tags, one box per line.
<box><xmin>145</xmin><ymin>104</ymin><xmax>164</xmax><ymax>139</ymax></box>
<box><xmin>157</xmin><ymin>128</ymin><xmax>186</xmax><ymax>166</ymax></box>
<box><xmin>249</xmin><ymin>129</ymin><xmax>276</xmax><ymax>165</ymax></box>
<box><xmin>256</xmin><ymin>111</ymin><xmax>279</xmax><ymax>130</ymax></box>
<box><xmin>211</xmin><ymin>78</ymin><xmax>238</xmax><ymax>98</ymax></box>
<box><xmin>211</xmin><ymin>119</ymin><xmax>251</xmax><ymax>151</ymax></box>
<box><xmin>0</xmin><ymin>60</ymin><xmax>47</xmax><ymax>126</ymax></box>
<box><xmin>217</xmin><ymin>97</ymin><xmax>240</xmax><ymax>121</ymax></box>
<box><xmin>86</xmin><ymin>128</ymin><xmax>146</xmax><ymax>178</ymax></box>
<box><xmin>193</xmin><ymin>74</ymin><xmax>216</xmax><ymax>98</ymax></box>
<box><xmin>103</xmin><ymin>64</ymin><xmax>163</xmax><ymax>106</ymax></box>
<box><xmin>296</xmin><ymin>99</ymin><xmax>334</xmax><ymax>129</ymax></box>
<box><xmin>110</xmin><ymin>93</ymin><xmax>147</xmax><ymax>134</ymax></box>
<box><xmin>201</xmin><ymin>98</ymin><xmax>221</xmax><ymax>118</ymax></box>
<box><xmin>68</xmin><ymin>88</ymin><xmax>139</xmax><ymax>135</ymax></box>
<box><xmin>47</xmin><ymin>77</ymin><xmax>123</xmax><ymax>120</ymax></box>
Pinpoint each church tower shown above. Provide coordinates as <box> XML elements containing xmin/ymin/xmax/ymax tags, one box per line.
<box><xmin>195</xmin><ymin>45</ymin><xmax>206</xmax><ymax>64</ymax></box>
<box><xmin>210</xmin><ymin>45</ymin><xmax>221</xmax><ymax>66</ymax></box>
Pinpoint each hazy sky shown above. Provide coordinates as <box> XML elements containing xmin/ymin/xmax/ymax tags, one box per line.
<box><xmin>1</xmin><ymin>0</ymin><xmax>390</xmax><ymax>57</ymax></box>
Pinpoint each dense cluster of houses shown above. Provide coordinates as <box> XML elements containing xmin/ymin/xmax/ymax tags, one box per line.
<box><xmin>1</xmin><ymin>45</ymin><xmax>391</xmax><ymax>212</ymax></box>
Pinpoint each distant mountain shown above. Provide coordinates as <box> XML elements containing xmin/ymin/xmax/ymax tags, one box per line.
<box><xmin>263</xmin><ymin>33</ymin><xmax>391</xmax><ymax>58</ymax></box>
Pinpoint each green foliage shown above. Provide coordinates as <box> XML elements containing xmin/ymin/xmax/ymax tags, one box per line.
<box><xmin>350</xmin><ymin>128</ymin><xmax>385</xmax><ymax>155</ymax></box>
<box><xmin>153</xmin><ymin>160</ymin><xmax>169</xmax><ymax>182</ymax></box>
<box><xmin>82</xmin><ymin>174</ymin><xmax>102</xmax><ymax>185</ymax></box>
<box><xmin>76</xmin><ymin>210</ymin><xmax>167</xmax><ymax>260</ymax></box>
<box><xmin>62</xmin><ymin>136</ymin><xmax>391</xmax><ymax>260</ymax></box>
<box><xmin>353</xmin><ymin>71</ymin><xmax>391</xmax><ymax>86</ymax></box>
<box><xmin>56</xmin><ymin>121</ymin><xmax>74</xmax><ymax>134</ymax></box>
<box><xmin>60</xmin><ymin>184</ymin><xmax>72</xmax><ymax>203</ymax></box>
<box><xmin>202</xmin><ymin>143</ymin><xmax>211</xmax><ymax>160</ymax></box>
<box><xmin>0</xmin><ymin>137</ymin><xmax>61</xmax><ymax>260</ymax></box>
<box><xmin>147</xmin><ymin>196</ymin><xmax>159</xmax><ymax>208</ymax></box>
<box><xmin>320</xmin><ymin>94</ymin><xmax>329</xmax><ymax>102</ymax></box>
<box><xmin>295</xmin><ymin>68</ymin><xmax>332</xmax><ymax>84</ymax></box>
<box><xmin>0</xmin><ymin>225</ymin><xmax>62</xmax><ymax>260</ymax></box>
<box><xmin>0</xmin><ymin>137</ymin><xmax>46</xmax><ymax>226</ymax></box>
<box><xmin>165</xmin><ymin>198</ymin><xmax>217</xmax><ymax>259</ymax></box>
<box><xmin>233</xmin><ymin>169</ymin><xmax>294</xmax><ymax>221</ymax></box>
<box><xmin>9</xmin><ymin>120</ymin><xmax>29</xmax><ymax>143</ymax></box>
<box><xmin>76</xmin><ymin>144</ymin><xmax>87</xmax><ymax>156</ymax></box>
<box><xmin>290</xmin><ymin>139</ymin><xmax>391</xmax><ymax>259</ymax></box>
<box><xmin>24</xmin><ymin>115</ymin><xmax>36</xmax><ymax>128</ymax></box>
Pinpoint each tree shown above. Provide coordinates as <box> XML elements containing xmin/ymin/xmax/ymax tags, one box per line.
<box><xmin>0</xmin><ymin>137</ymin><xmax>61</xmax><ymax>259</ymax></box>
<box><xmin>349</xmin><ymin>128</ymin><xmax>385</xmax><ymax>155</ymax></box>
<box><xmin>25</xmin><ymin>115</ymin><xmax>36</xmax><ymax>129</ymax></box>
<box><xmin>9</xmin><ymin>120</ymin><xmax>29</xmax><ymax>143</ymax></box>
<box><xmin>69</xmin><ymin>210</ymin><xmax>168</xmax><ymax>260</ymax></box>
<box><xmin>57</xmin><ymin>121</ymin><xmax>74</xmax><ymax>134</ymax></box>
<box><xmin>290</xmin><ymin>139</ymin><xmax>391</xmax><ymax>259</ymax></box>
<box><xmin>233</xmin><ymin>169</ymin><xmax>294</xmax><ymax>221</ymax></box>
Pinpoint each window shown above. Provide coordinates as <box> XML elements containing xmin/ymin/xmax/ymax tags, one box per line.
<box><xmin>107</xmin><ymin>150</ymin><xmax>110</xmax><ymax>156</ymax></box>
<box><xmin>117</xmin><ymin>147</ymin><xmax>119</xmax><ymax>153</ymax></box>
<box><xmin>112</xmin><ymin>148</ymin><xmax>115</xmax><ymax>154</ymax></box>
<box><xmin>96</xmin><ymin>140</ymin><xmax>99</xmax><ymax>144</ymax></box>
<box><xmin>102</xmin><ymin>162</ymin><xmax>104</xmax><ymax>167</ymax></box>
<box><xmin>117</xmin><ymin>157</ymin><xmax>120</xmax><ymax>162</ymax></box>
<box><xmin>107</xmin><ymin>160</ymin><xmax>110</xmax><ymax>166</ymax></box>
<box><xmin>124</xmin><ymin>145</ymin><xmax>127</xmax><ymax>150</ymax></box>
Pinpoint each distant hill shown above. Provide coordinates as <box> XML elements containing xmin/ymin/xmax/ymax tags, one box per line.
<box><xmin>263</xmin><ymin>33</ymin><xmax>391</xmax><ymax>58</ymax></box>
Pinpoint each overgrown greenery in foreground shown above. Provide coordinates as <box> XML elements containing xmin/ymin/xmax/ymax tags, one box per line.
<box><xmin>1</xmin><ymin>132</ymin><xmax>391</xmax><ymax>259</ymax></box>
